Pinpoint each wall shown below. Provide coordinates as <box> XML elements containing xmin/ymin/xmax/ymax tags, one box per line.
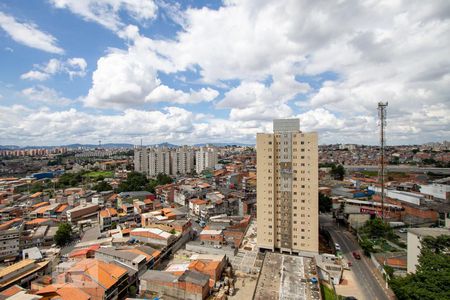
<box><xmin>406</xmin><ymin>232</ymin><xmax>421</xmax><ymax>273</ymax></box>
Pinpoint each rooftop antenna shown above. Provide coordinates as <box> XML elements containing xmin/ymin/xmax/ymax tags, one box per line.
<box><xmin>378</xmin><ymin>102</ymin><xmax>388</xmax><ymax>220</ymax></box>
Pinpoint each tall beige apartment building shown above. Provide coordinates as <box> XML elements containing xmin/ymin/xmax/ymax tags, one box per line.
<box><xmin>257</xmin><ymin>119</ymin><xmax>319</xmax><ymax>255</ymax></box>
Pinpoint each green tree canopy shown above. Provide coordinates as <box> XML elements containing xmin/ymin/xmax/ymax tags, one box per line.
<box><xmin>54</xmin><ymin>223</ymin><xmax>72</xmax><ymax>247</ymax></box>
<box><xmin>319</xmin><ymin>193</ymin><xmax>332</xmax><ymax>213</ymax></box>
<box><xmin>56</xmin><ymin>171</ymin><xmax>87</xmax><ymax>188</ymax></box>
<box><xmin>116</xmin><ymin>172</ymin><xmax>173</xmax><ymax>193</ymax></box>
<box><xmin>30</xmin><ymin>182</ymin><xmax>44</xmax><ymax>193</ymax></box>
<box><xmin>116</xmin><ymin>171</ymin><xmax>150</xmax><ymax>192</ymax></box>
<box><xmin>360</xmin><ymin>218</ymin><xmax>395</xmax><ymax>239</ymax></box>
<box><xmin>93</xmin><ymin>181</ymin><xmax>113</xmax><ymax>192</ymax></box>
<box><xmin>390</xmin><ymin>235</ymin><xmax>450</xmax><ymax>300</ymax></box>
<box><xmin>330</xmin><ymin>164</ymin><xmax>345</xmax><ymax>180</ymax></box>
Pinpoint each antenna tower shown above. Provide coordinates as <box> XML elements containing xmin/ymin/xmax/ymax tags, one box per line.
<box><xmin>378</xmin><ymin>102</ymin><xmax>388</xmax><ymax>220</ymax></box>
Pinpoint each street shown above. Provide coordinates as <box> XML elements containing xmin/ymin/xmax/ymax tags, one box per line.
<box><xmin>320</xmin><ymin>214</ymin><xmax>393</xmax><ymax>300</ymax></box>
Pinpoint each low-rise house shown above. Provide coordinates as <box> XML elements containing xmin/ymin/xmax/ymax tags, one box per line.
<box><xmin>66</xmin><ymin>203</ymin><xmax>99</xmax><ymax>225</ymax></box>
<box><xmin>141</xmin><ymin>211</ymin><xmax>192</xmax><ymax>234</ymax></box>
<box><xmin>189</xmin><ymin>199</ymin><xmax>208</xmax><ymax>217</ymax></box>
<box><xmin>35</xmin><ymin>259</ymin><xmax>129</xmax><ymax>300</ymax></box>
<box><xmin>99</xmin><ymin>208</ymin><xmax>119</xmax><ymax>231</ymax></box>
<box><xmin>20</xmin><ymin>225</ymin><xmax>57</xmax><ymax>249</ymax></box>
<box><xmin>68</xmin><ymin>245</ymin><xmax>100</xmax><ymax>260</ymax></box>
<box><xmin>122</xmin><ymin>245</ymin><xmax>161</xmax><ymax>269</ymax></box>
<box><xmin>0</xmin><ymin>227</ymin><xmax>21</xmax><ymax>262</ymax></box>
<box><xmin>95</xmin><ymin>247</ymin><xmax>147</xmax><ymax>276</ymax></box>
<box><xmin>199</xmin><ymin>229</ymin><xmax>224</xmax><ymax>246</ymax></box>
<box><xmin>0</xmin><ymin>259</ymin><xmax>49</xmax><ymax>291</ymax></box>
<box><xmin>155</xmin><ymin>183</ymin><xmax>176</xmax><ymax>204</ymax></box>
<box><xmin>0</xmin><ymin>285</ymin><xmax>42</xmax><ymax>299</ymax></box>
<box><xmin>130</xmin><ymin>228</ymin><xmax>177</xmax><ymax>247</ymax></box>
<box><xmin>140</xmin><ymin>270</ymin><xmax>210</xmax><ymax>300</ymax></box>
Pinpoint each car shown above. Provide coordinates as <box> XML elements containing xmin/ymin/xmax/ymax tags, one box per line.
<box><xmin>352</xmin><ymin>251</ymin><xmax>361</xmax><ymax>259</ymax></box>
<box><xmin>399</xmin><ymin>228</ymin><xmax>407</xmax><ymax>233</ymax></box>
<box><xmin>335</xmin><ymin>243</ymin><xmax>341</xmax><ymax>251</ymax></box>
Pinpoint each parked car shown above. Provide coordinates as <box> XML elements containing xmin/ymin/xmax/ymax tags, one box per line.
<box><xmin>352</xmin><ymin>251</ymin><xmax>361</xmax><ymax>259</ymax></box>
<box><xmin>399</xmin><ymin>228</ymin><xmax>407</xmax><ymax>233</ymax></box>
<box><xmin>335</xmin><ymin>243</ymin><xmax>341</xmax><ymax>251</ymax></box>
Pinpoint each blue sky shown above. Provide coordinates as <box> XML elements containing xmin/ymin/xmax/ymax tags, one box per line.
<box><xmin>0</xmin><ymin>0</ymin><xmax>449</xmax><ymax>146</ymax></box>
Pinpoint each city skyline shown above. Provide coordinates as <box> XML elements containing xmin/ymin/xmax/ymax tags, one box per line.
<box><xmin>1</xmin><ymin>1</ymin><xmax>449</xmax><ymax>146</ymax></box>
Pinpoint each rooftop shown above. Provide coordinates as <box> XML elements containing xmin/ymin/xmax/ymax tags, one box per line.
<box><xmin>408</xmin><ymin>227</ymin><xmax>450</xmax><ymax>238</ymax></box>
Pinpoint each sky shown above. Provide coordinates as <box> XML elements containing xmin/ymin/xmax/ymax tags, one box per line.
<box><xmin>0</xmin><ymin>0</ymin><xmax>449</xmax><ymax>146</ymax></box>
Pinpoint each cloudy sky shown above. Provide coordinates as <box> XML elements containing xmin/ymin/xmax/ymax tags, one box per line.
<box><xmin>0</xmin><ymin>0</ymin><xmax>449</xmax><ymax>146</ymax></box>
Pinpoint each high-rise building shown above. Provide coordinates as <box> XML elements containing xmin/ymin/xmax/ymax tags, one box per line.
<box><xmin>171</xmin><ymin>146</ymin><xmax>195</xmax><ymax>175</ymax></box>
<box><xmin>257</xmin><ymin>119</ymin><xmax>318</xmax><ymax>255</ymax></box>
<box><xmin>148</xmin><ymin>147</ymin><xmax>171</xmax><ymax>176</ymax></box>
<box><xmin>195</xmin><ymin>146</ymin><xmax>218</xmax><ymax>174</ymax></box>
<box><xmin>134</xmin><ymin>147</ymin><xmax>149</xmax><ymax>174</ymax></box>
<box><xmin>134</xmin><ymin>146</ymin><xmax>196</xmax><ymax>177</ymax></box>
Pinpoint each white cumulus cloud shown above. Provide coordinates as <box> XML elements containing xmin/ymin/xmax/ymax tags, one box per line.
<box><xmin>21</xmin><ymin>58</ymin><xmax>87</xmax><ymax>81</ymax></box>
<box><xmin>21</xmin><ymin>85</ymin><xmax>72</xmax><ymax>106</ymax></box>
<box><xmin>49</xmin><ymin>0</ymin><xmax>157</xmax><ymax>31</ymax></box>
<box><xmin>0</xmin><ymin>11</ymin><xmax>63</xmax><ymax>54</ymax></box>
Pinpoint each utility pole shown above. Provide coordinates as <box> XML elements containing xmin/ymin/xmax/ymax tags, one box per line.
<box><xmin>378</xmin><ymin>102</ymin><xmax>388</xmax><ymax>220</ymax></box>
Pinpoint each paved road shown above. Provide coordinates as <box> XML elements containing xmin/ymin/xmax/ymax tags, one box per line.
<box><xmin>320</xmin><ymin>214</ymin><xmax>392</xmax><ymax>300</ymax></box>
<box><xmin>343</xmin><ymin>165</ymin><xmax>450</xmax><ymax>175</ymax></box>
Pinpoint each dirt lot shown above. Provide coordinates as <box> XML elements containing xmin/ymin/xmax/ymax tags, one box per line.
<box><xmin>228</xmin><ymin>271</ymin><xmax>258</xmax><ymax>300</ymax></box>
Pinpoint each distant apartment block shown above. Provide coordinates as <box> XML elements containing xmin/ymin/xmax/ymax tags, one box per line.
<box><xmin>257</xmin><ymin>119</ymin><xmax>319</xmax><ymax>255</ymax></box>
<box><xmin>134</xmin><ymin>147</ymin><xmax>149</xmax><ymax>174</ymax></box>
<box><xmin>195</xmin><ymin>146</ymin><xmax>218</xmax><ymax>174</ymax></box>
<box><xmin>134</xmin><ymin>146</ymin><xmax>215</xmax><ymax>177</ymax></box>
<box><xmin>148</xmin><ymin>147</ymin><xmax>171</xmax><ymax>176</ymax></box>
<box><xmin>171</xmin><ymin>146</ymin><xmax>195</xmax><ymax>175</ymax></box>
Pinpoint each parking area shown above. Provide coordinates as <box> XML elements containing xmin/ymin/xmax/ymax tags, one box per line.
<box><xmin>254</xmin><ymin>252</ymin><xmax>320</xmax><ymax>300</ymax></box>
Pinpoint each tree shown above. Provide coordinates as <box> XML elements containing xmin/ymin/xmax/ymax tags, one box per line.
<box><xmin>128</xmin><ymin>286</ymin><xmax>137</xmax><ymax>297</ymax></box>
<box><xmin>116</xmin><ymin>172</ymin><xmax>150</xmax><ymax>193</ymax></box>
<box><xmin>54</xmin><ymin>223</ymin><xmax>72</xmax><ymax>247</ymax></box>
<box><xmin>390</xmin><ymin>235</ymin><xmax>450</xmax><ymax>300</ymax></box>
<box><xmin>56</xmin><ymin>171</ymin><xmax>87</xmax><ymax>188</ymax></box>
<box><xmin>156</xmin><ymin>173</ymin><xmax>173</xmax><ymax>185</ymax></box>
<box><xmin>93</xmin><ymin>181</ymin><xmax>113</xmax><ymax>192</ymax></box>
<box><xmin>360</xmin><ymin>217</ymin><xmax>394</xmax><ymax>239</ymax></box>
<box><xmin>330</xmin><ymin>164</ymin><xmax>345</xmax><ymax>180</ymax></box>
<box><xmin>30</xmin><ymin>182</ymin><xmax>44</xmax><ymax>193</ymax></box>
<box><xmin>319</xmin><ymin>193</ymin><xmax>332</xmax><ymax>213</ymax></box>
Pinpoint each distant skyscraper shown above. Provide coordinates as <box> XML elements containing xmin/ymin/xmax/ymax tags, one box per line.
<box><xmin>195</xmin><ymin>146</ymin><xmax>218</xmax><ymax>174</ymax></box>
<box><xmin>257</xmin><ymin>119</ymin><xmax>319</xmax><ymax>254</ymax></box>
<box><xmin>171</xmin><ymin>146</ymin><xmax>195</xmax><ymax>175</ymax></box>
<box><xmin>134</xmin><ymin>147</ymin><xmax>149</xmax><ymax>174</ymax></box>
<box><xmin>134</xmin><ymin>146</ymin><xmax>197</xmax><ymax>176</ymax></box>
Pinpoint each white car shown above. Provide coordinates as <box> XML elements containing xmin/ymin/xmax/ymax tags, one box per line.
<box><xmin>399</xmin><ymin>228</ymin><xmax>407</xmax><ymax>233</ymax></box>
<box><xmin>335</xmin><ymin>243</ymin><xmax>341</xmax><ymax>251</ymax></box>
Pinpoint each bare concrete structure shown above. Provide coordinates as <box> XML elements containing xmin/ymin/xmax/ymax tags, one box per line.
<box><xmin>257</xmin><ymin>119</ymin><xmax>319</xmax><ymax>254</ymax></box>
